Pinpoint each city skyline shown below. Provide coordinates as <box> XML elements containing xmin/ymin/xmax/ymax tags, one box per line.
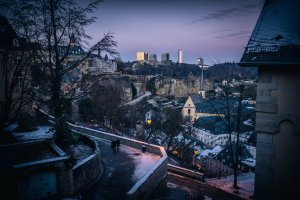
<box><xmin>82</xmin><ymin>0</ymin><xmax>264</xmax><ymax>65</ymax></box>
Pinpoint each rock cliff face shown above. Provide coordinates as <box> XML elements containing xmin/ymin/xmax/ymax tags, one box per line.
<box><xmin>98</xmin><ymin>74</ymin><xmax>133</xmax><ymax>103</ymax></box>
<box><xmin>154</xmin><ymin>76</ymin><xmax>200</xmax><ymax>97</ymax></box>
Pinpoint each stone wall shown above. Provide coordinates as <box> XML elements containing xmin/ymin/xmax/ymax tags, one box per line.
<box><xmin>200</xmin><ymin>156</ymin><xmax>233</xmax><ymax>178</ymax></box>
<box><xmin>254</xmin><ymin>67</ymin><xmax>300</xmax><ymax>200</ymax></box>
<box><xmin>154</xmin><ymin>76</ymin><xmax>200</xmax><ymax>97</ymax></box>
<box><xmin>53</xmin><ymin>134</ymin><xmax>102</xmax><ymax>196</ymax></box>
<box><xmin>98</xmin><ymin>74</ymin><xmax>133</xmax><ymax>103</ymax></box>
<box><xmin>70</xmin><ymin>135</ymin><xmax>102</xmax><ymax>194</ymax></box>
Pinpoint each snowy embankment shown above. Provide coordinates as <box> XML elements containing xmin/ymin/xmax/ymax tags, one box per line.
<box><xmin>7</xmin><ymin>124</ymin><xmax>54</xmax><ymax>141</ymax></box>
<box><xmin>124</xmin><ymin>91</ymin><xmax>152</xmax><ymax>106</ymax></box>
<box><xmin>206</xmin><ymin>173</ymin><xmax>255</xmax><ymax>200</ymax></box>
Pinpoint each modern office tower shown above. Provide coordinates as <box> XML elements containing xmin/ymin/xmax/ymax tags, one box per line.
<box><xmin>149</xmin><ymin>54</ymin><xmax>157</xmax><ymax>61</ymax></box>
<box><xmin>178</xmin><ymin>49</ymin><xmax>183</xmax><ymax>64</ymax></box>
<box><xmin>161</xmin><ymin>53</ymin><xmax>169</xmax><ymax>61</ymax></box>
<box><xmin>136</xmin><ymin>52</ymin><xmax>148</xmax><ymax>61</ymax></box>
<box><xmin>161</xmin><ymin>53</ymin><xmax>171</xmax><ymax>66</ymax></box>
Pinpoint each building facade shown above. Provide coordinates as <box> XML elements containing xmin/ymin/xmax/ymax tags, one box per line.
<box><xmin>136</xmin><ymin>52</ymin><xmax>148</xmax><ymax>61</ymax></box>
<box><xmin>178</xmin><ymin>49</ymin><xmax>183</xmax><ymax>64</ymax></box>
<box><xmin>240</xmin><ymin>0</ymin><xmax>300</xmax><ymax>199</ymax></box>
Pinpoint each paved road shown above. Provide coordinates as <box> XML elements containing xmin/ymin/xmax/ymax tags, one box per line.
<box><xmin>81</xmin><ymin>138</ymin><xmax>160</xmax><ymax>200</ymax></box>
<box><xmin>81</xmin><ymin>139</ymin><xmax>135</xmax><ymax>200</ymax></box>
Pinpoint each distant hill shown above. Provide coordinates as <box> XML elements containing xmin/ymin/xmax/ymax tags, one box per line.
<box><xmin>121</xmin><ymin>61</ymin><xmax>257</xmax><ymax>80</ymax></box>
<box><xmin>205</xmin><ymin>63</ymin><xmax>257</xmax><ymax>81</ymax></box>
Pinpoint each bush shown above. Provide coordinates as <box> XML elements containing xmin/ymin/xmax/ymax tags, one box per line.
<box><xmin>15</xmin><ymin>112</ymin><xmax>38</xmax><ymax>132</ymax></box>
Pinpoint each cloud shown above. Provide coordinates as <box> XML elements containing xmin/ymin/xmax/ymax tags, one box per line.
<box><xmin>215</xmin><ymin>30</ymin><xmax>251</xmax><ymax>40</ymax></box>
<box><xmin>186</xmin><ymin>3</ymin><xmax>261</xmax><ymax>25</ymax></box>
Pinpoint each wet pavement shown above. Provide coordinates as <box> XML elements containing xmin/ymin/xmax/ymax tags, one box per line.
<box><xmin>81</xmin><ymin>138</ymin><xmax>160</xmax><ymax>200</ymax></box>
<box><xmin>79</xmin><ymin>137</ymin><xmax>245</xmax><ymax>200</ymax></box>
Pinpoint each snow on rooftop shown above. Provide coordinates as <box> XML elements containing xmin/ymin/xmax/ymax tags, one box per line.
<box><xmin>241</xmin><ymin>0</ymin><xmax>300</xmax><ymax>64</ymax></box>
<box><xmin>124</xmin><ymin>91</ymin><xmax>151</xmax><ymax>106</ymax></box>
<box><xmin>199</xmin><ymin>145</ymin><xmax>223</xmax><ymax>158</ymax></box>
<box><xmin>241</xmin><ymin>158</ymin><xmax>256</xmax><ymax>168</ymax></box>
<box><xmin>249</xmin><ymin>0</ymin><xmax>300</xmax><ymax>47</ymax></box>
<box><xmin>147</xmin><ymin>99</ymin><xmax>158</xmax><ymax>107</ymax></box>
<box><xmin>243</xmin><ymin>119</ymin><xmax>253</xmax><ymax>126</ymax></box>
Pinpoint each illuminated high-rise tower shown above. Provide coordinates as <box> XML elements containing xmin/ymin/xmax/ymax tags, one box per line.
<box><xmin>178</xmin><ymin>49</ymin><xmax>183</xmax><ymax>64</ymax></box>
<box><xmin>136</xmin><ymin>52</ymin><xmax>148</xmax><ymax>61</ymax></box>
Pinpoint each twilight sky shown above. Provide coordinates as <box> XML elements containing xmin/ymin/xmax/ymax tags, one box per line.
<box><xmin>84</xmin><ymin>0</ymin><xmax>264</xmax><ymax>65</ymax></box>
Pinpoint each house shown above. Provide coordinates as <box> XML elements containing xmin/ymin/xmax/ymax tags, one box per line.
<box><xmin>239</xmin><ymin>0</ymin><xmax>300</xmax><ymax>199</ymax></box>
<box><xmin>199</xmin><ymin>143</ymin><xmax>255</xmax><ymax>177</ymax></box>
<box><xmin>0</xmin><ymin>15</ymin><xmax>18</xmax><ymax>127</ymax></box>
<box><xmin>182</xmin><ymin>94</ymin><xmax>237</xmax><ymax>121</ymax></box>
<box><xmin>0</xmin><ymin>16</ymin><xmax>33</xmax><ymax>129</ymax></box>
<box><xmin>182</xmin><ymin>92</ymin><xmax>204</xmax><ymax>121</ymax></box>
<box><xmin>58</xmin><ymin>35</ymin><xmax>117</xmax><ymax>76</ymax></box>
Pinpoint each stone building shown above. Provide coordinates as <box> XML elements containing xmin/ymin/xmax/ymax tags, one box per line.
<box><xmin>240</xmin><ymin>0</ymin><xmax>300</xmax><ymax>199</ymax></box>
<box><xmin>0</xmin><ymin>16</ymin><xmax>33</xmax><ymax>128</ymax></box>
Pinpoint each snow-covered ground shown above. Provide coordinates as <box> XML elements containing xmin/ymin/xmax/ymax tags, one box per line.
<box><xmin>206</xmin><ymin>173</ymin><xmax>255</xmax><ymax>200</ymax></box>
<box><xmin>124</xmin><ymin>91</ymin><xmax>152</xmax><ymax>106</ymax></box>
<box><xmin>7</xmin><ymin>124</ymin><xmax>54</xmax><ymax>141</ymax></box>
<box><xmin>243</xmin><ymin>119</ymin><xmax>253</xmax><ymax>126</ymax></box>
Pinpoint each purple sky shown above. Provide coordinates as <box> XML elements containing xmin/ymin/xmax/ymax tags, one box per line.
<box><xmin>84</xmin><ymin>0</ymin><xmax>264</xmax><ymax>65</ymax></box>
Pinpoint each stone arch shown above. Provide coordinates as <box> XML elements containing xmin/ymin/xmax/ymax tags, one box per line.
<box><xmin>277</xmin><ymin>114</ymin><xmax>300</xmax><ymax>135</ymax></box>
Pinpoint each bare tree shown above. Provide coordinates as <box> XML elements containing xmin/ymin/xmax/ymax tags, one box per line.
<box><xmin>0</xmin><ymin>31</ymin><xmax>34</xmax><ymax>131</ymax></box>
<box><xmin>1</xmin><ymin>0</ymin><xmax>118</xmax><ymax>138</ymax></box>
<box><xmin>214</xmin><ymin>67</ymin><xmax>253</xmax><ymax>189</ymax></box>
<box><xmin>162</xmin><ymin>108</ymin><xmax>183</xmax><ymax>152</ymax></box>
<box><xmin>92</xmin><ymin>85</ymin><xmax>122</xmax><ymax>128</ymax></box>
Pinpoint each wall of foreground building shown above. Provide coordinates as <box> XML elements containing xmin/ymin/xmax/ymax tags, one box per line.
<box><xmin>255</xmin><ymin>66</ymin><xmax>300</xmax><ymax>200</ymax></box>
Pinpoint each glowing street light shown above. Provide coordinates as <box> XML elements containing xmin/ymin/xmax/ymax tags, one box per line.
<box><xmin>147</xmin><ymin>119</ymin><xmax>152</xmax><ymax>125</ymax></box>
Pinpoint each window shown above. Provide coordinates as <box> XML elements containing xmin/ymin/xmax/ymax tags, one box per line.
<box><xmin>188</xmin><ymin>109</ymin><xmax>191</xmax><ymax>115</ymax></box>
